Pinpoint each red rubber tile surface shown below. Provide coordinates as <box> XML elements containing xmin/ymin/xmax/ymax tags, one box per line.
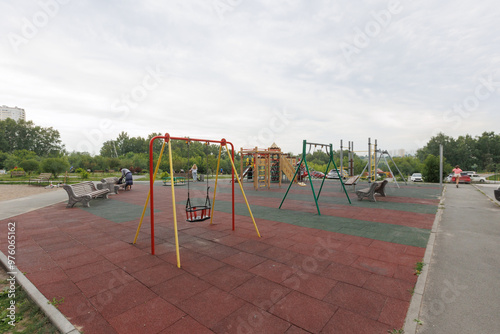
<box><xmin>0</xmin><ymin>183</ymin><xmax>439</xmax><ymax>333</ymax></box>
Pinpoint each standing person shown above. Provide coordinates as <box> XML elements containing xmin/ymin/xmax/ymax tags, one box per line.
<box><xmin>119</xmin><ymin>167</ymin><xmax>133</xmax><ymax>190</ymax></box>
<box><xmin>452</xmin><ymin>165</ymin><xmax>462</xmax><ymax>188</ymax></box>
<box><xmin>191</xmin><ymin>164</ymin><xmax>198</xmax><ymax>181</ymax></box>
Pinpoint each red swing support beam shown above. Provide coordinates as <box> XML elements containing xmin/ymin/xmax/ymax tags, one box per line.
<box><xmin>148</xmin><ymin>134</ymin><xmax>236</xmax><ymax>256</ymax></box>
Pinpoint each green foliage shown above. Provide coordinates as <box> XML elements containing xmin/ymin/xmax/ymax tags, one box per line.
<box><xmin>160</xmin><ymin>171</ymin><xmax>170</xmax><ymax>178</ymax></box>
<box><xmin>0</xmin><ymin>118</ymin><xmax>64</xmax><ymax>156</ymax></box>
<box><xmin>388</xmin><ymin>329</ymin><xmax>404</xmax><ymax>334</ymax></box>
<box><xmin>0</xmin><ymin>151</ymin><xmax>8</xmax><ymax>168</ymax></box>
<box><xmin>414</xmin><ymin>260</ymin><xmax>426</xmax><ymax>276</ymax></box>
<box><xmin>0</xmin><ymin>283</ymin><xmax>58</xmax><ymax>333</ymax></box>
<box><xmin>19</xmin><ymin>159</ymin><xmax>40</xmax><ymax>174</ymax></box>
<box><xmin>3</xmin><ymin>150</ymin><xmax>39</xmax><ymax>170</ymax></box>
<box><xmin>422</xmin><ymin>154</ymin><xmax>441</xmax><ymax>183</ymax></box>
<box><xmin>417</xmin><ymin>131</ymin><xmax>500</xmax><ymax>172</ymax></box>
<box><xmin>41</xmin><ymin>158</ymin><xmax>70</xmax><ymax>178</ymax></box>
<box><xmin>47</xmin><ymin>297</ymin><xmax>65</xmax><ymax>308</ymax></box>
<box><xmin>388</xmin><ymin>156</ymin><xmax>423</xmax><ymax>176</ymax></box>
<box><xmin>74</xmin><ymin>167</ymin><xmax>89</xmax><ymax>179</ymax></box>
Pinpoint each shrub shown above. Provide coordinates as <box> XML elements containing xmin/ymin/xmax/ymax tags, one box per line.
<box><xmin>19</xmin><ymin>159</ymin><xmax>40</xmax><ymax>175</ymax></box>
<box><xmin>422</xmin><ymin>154</ymin><xmax>441</xmax><ymax>183</ymax></box>
<box><xmin>41</xmin><ymin>158</ymin><xmax>70</xmax><ymax>178</ymax></box>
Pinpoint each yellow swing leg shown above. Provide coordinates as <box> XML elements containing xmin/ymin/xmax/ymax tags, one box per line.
<box><xmin>168</xmin><ymin>139</ymin><xmax>181</xmax><ymax>268</ymax></box>
<box><xmin>225</xmin><ymin>143</ymin><xmax>261</xmax><ymax>238</ymax></box>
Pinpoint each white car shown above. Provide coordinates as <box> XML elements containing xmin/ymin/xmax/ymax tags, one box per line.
<box><xmin>411</xmin><ymin>173</ymin><xmax>423</xmax><ymax>182</ymax></box>
<box><xmin>470</xmin><ymin>174</ymin><xmax>486</xmax><ymax>183</ymax></box>
<box><xmin>326</xmin><ymin>169</ymin><xmax>348</xmax><ymax>179</ymax></box>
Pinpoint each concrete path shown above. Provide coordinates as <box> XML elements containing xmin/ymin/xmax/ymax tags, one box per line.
<box><xmin>0</xmin><ymin>188</ymin><xmax>67</xmax><ymax>220</ymax></box>
<box><xmin>415</xmin><ymin>184</ymin><xmax>500</xmax><ymax>333</ymax></box>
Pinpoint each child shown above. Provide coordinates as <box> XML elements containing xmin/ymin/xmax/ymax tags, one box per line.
<box><xmin>190</xmin><ymin>164</ymin><xmax>198</xmax><ymax>181</ymax></box>
<box><xmin>452</xmin><ymin>165</ymin><xmax>462</xmax><ymax>188</ymax></box>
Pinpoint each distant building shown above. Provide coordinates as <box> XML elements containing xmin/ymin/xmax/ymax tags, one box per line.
<box><xmin>0</xmin><ymin>105</ymin><xmax>26</xmax><ymax>121</ymax></box>
<box><xmin>389</xmin><ymin>149</ymin><xmax>406</xmax><ymax>157</ymax></box>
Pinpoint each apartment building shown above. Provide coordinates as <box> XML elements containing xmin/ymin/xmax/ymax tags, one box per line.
<box><xmin>0</xmin><ymin>105</ymin><xmax>26</xmax><ymax>121</ymax></box>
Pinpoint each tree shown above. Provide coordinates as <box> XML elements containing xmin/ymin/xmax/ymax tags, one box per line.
<box><xmin>0</xmin><ymin>119</ymin><xmax>64</xmax><ymax>156</ymax></box>
<box><xmin>41</xmin><ymin>157</ymin><xmax>70</xmax><ymax>178</ymax></box>
<box><xmin>3</xmin><ymin>150</ymin><xmax>39</xmax><ymax>170</ymax></box>
<box><xmin>422</xmin><ymin>154</ymin><xmax>442</xmax><ymax>183</ymax></box>
<box><xmin>0</xmin><ymin>151</ymin><xmax>8</xmax><ymax>169</ymax></box>
<box><xmin>19</xmin><ymin>159</ymin><xmax>40</xmax><ymax>175</ymax></box>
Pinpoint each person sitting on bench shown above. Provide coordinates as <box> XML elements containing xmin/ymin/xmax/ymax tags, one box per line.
<box><xmin>118</xmin><ymin>168</ymin><xmax>133</xmax><ymax>190</ymax></box>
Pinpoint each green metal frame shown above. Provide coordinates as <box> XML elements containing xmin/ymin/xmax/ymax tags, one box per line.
<box><xmin>279</xmin><ymin>140</ymin><xmax>351</xmax><ymax>215</ymax></box>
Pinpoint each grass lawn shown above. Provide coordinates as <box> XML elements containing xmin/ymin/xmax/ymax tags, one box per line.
<box><xmin>487</xmin><ymin>174</ymin><xmax>500</xmax><ymax>181</ymax></box>
<box><xmin>0</xmin><ymin>171</ymin><xmax>122</xmax><ymax>185</ymax></box>
<box><xmin>0</xmin><ymin>270</ymin><xmax>59</xmax><ymax>334</ymax></box>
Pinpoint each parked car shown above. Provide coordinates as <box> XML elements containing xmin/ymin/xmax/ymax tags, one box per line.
<box><xmin>410</xmin><ymin>173</ymin><xmax>423</xmax><ymax>182</ymax></box>
<box><xmin>452</xmin><ymin>172</ymin><xmax>471</xmax><ymax>184</ymax></box>
<box><xmin>470</xmin><ymin>174</ymin><xmax>486</xmax><ymax>183</ymax></box>
<box><xmin>326</xmin><ymin>169</ymin><xmax>348</xmax><ymax>179</ymax></box>
<box><xmin>309</xmin><ymin>170</ymin><xmax>325</xmax><ymax>178</ymax></box>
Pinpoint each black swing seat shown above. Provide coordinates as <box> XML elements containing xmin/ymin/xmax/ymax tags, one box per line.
<box><xmin>186</xmin><ymin>187</ymin><xmax>211</xmax><ymax>222</ymax></box>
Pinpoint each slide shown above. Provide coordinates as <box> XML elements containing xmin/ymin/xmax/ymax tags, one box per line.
<box><xmin>280</xmin><ymin>156</ymin><xmax>297</xmax><ymax>183</ymax></box>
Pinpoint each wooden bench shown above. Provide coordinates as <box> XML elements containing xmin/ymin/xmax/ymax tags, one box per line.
<box><xmin>355</xmin><ymin>180</ymin><xmax>388</xmax><ymax>202</ymax></box>
<box><xmin>62</xmin><ymin>181</ymin><xmax>109</xmax><ymax>208</ymax></box>
<box><xmin>11</xmin><ymin>170</ymin><xmax>26</xmax><ymax>177</ymax></box>
<box><xmin>29</xmin><ymin>173</ymin><xmax>52</xmax><ymax>185</ymax></box>
<box><xmin>97</xmin><ymin>177</ymin><xmax>125</xmax><ymax>194</ymax></box>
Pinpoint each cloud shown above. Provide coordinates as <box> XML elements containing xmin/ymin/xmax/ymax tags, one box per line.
<box><xmin>1</xmin><ymin>0</ymin><xmax>499</xmax><ymax>155</ymax></box>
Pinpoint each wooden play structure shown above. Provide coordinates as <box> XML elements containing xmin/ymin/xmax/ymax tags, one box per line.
<box><xmin>132</xmin><ymin>133</ymin><xmax>261</xmax><ymax>268</ymax></box>
<box><xmin>239</xmin><ymin>143</ymin><xmax>297</xmax><ymax>190</ymax></box>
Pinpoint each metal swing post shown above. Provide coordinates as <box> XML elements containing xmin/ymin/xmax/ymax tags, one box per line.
<box><xmin>301</xmin><ymin>141</ymin><xmax>322</xmax><ymax>215</ymax></box>
<box><xmin>329</xmin><ymin>143</ymin><xmax>351</xmax><ymax>204</ymax></box>
<box><xmin>133</xmin><ymin>136</ymin><xmax>167</xmax><ymax>245</ymax></box>
<box><xmin>316</xmin><ymin>144</ymin><xmax>332</xmax><ymax>200</ymax></box>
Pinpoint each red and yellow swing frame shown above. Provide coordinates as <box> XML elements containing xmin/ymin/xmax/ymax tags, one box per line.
<box><xmin>133</xmin><ymin>133</ymin><xmax>260</xmax><ymax>268</ymax></box>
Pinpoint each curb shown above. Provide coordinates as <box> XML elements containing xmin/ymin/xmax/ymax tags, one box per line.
<box><xmin>0</xmin><ymin>251</ymin><xmax>80</xmax><ymax>334</ymax></box>
<box><xmin>472</xmin><ymin>184</ymin><xmax>500</xmax><ymax>207</ymax></box>
<box><xmin>403</xmin><ymin>185</ymin><xmax>446</xmax><ymax>333</ymax></box>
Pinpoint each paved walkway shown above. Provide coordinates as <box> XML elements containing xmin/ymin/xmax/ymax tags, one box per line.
<box><xmin>414</xmin><ymin>183</ymin><xmax>500</xmax><ymax>333</ymax></box>
<box><xmin>0</xmin><ymin>188</ymin><xmax>66</xmax><ymax>220</ymax></box>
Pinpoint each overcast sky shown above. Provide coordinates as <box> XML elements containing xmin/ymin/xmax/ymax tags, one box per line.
<box><xmin>2</xmin><ymin>0</ymin><xmax>499</xmax><ymax>156</ymax></box>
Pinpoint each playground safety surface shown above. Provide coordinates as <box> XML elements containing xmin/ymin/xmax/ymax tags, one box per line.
<box><xmin>0</xmin><ymin>180</ymin><xmax>441</xmax><ymax>333</ymax></box>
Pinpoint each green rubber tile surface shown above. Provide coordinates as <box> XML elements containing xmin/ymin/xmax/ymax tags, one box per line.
<box><xmin>213</xmin><ymin>201</ymin><xmax>431</xmax><ymax>248</ymax></box>
<box><xmin>215</xmin><ymin>182</ymin><xmax>440</xmax><ymax>215</ymax></box>
<box><xmin>82</xmin><ymin>198</ymin><xmax>155</xmax><ymax>223</ymax></box>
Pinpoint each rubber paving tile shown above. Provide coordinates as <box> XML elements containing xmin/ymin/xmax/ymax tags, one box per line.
<box><xmin>0</xmin><ymin>182</ymin><xmax>440</xmax><ymax>333</ymax></box>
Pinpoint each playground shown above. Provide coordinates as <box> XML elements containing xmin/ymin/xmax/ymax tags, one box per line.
<box><xmin>0</xmin><ymin>157</ymin><xmax>441</xmax><ymax>334</ymax></box>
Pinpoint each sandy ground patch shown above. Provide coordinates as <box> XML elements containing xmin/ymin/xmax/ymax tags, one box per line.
<box><xmin>0</xmin><ymin>184</ymin><xmax>62</xmax><ymax>202</ymax></box>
